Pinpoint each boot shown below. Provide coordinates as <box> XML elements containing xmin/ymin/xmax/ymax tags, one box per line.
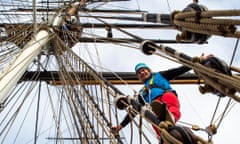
<box><xmin>150</xmin><ymin>100</ymin><xmax>175</xmax><ymax>124</ymax></box>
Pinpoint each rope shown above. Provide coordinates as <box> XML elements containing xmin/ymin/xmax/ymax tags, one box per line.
<box><xmin>172</xmin><ymin>8</ymin><xmax>240</xmax><ymax>39</ymax></box>
<box><xmin>207</xmin><ymin>38</ymin><xmax>239</xmax><ymax>134</ymax></box>
<box><xmin>53</xmin><ymin>34</ymin><xmax>137</xmax><ymax>143</ymax></box>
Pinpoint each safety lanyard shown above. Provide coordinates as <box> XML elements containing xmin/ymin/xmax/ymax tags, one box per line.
<box><xmin>142</xmin><ymin>75</ymin><xmax>172</xmax><ymax>103</ymax></box>
<box><xmin>148</xmin><ymin>76</ymin><xmax>154</xmax><ymax>103</ymax></box>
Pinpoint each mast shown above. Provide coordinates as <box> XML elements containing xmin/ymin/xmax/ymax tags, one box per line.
<box><xmin>0</xmin><ymin>30</ymin><xmax>49</xmax><ymax>108</ymax></box>
<box><xmin>0</xmin><ymin>1</ymin><xmax>82</xmax><ymax>110</ymax></box>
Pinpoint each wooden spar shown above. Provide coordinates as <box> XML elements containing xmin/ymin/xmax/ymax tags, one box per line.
<box><xmin>19</xmin><ymin>71</ymin><xmax>205</xmax><ymax>85</ymax></box>
<box><xmin>0</xmin><ymin>30</ymin><xmax>49</xmax><ymax>104</ymax></box>
<box><xmin>48</xmin><ymin>79</ymin><xmax>204</xmax><ymax>85</ymax></box>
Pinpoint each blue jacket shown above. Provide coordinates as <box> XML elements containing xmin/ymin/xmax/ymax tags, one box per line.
<box><xmin>140</xmin><ymin>72</ymin><xmax>172</xmax><ymax>103</ymax></box>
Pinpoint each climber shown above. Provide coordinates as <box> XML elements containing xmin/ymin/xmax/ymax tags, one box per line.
<box><xmin>111</xmin><ymin>62</ymin><xmax>192</xmax><ymax>143</ymax></box>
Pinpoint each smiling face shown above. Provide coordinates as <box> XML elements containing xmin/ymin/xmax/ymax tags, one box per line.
<box><xmin>136</xmin><ymin>68</ymin><xmax>151</xmax><ymax>82</ymax></box>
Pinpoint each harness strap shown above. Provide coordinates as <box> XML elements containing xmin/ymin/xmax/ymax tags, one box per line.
<box><xmin>142</xmin><ymin>75</ymin><xmax>171</xmax><ymax>92</ymax></box>
<box><xmin>140</xmin><ymin>75</ymin><xmax>177</xmax><ymax>103</ymax></box>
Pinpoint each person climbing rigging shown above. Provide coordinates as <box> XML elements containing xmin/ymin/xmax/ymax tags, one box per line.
<box><xmin>111</xmin><ymin>62</ymin><xmax>192</xmax><ymax>142</ymax></box>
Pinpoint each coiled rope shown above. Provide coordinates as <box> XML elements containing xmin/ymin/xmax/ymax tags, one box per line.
<box><xmin>172</xmin><ymin>4</ymin><xmax>240</xmax><ymax>40</ymax></box>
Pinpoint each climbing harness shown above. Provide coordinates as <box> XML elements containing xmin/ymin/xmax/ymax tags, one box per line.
<box><xmin>140</xmin><ymin>75</ymin><xmax>177</xmax><ymax>103</ymax></box>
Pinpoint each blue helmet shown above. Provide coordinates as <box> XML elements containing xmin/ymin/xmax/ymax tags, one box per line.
<box><xmin>135</xmin><ymin>63</ymin><xmax>150</xmax><ymax>73</ymax></box>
